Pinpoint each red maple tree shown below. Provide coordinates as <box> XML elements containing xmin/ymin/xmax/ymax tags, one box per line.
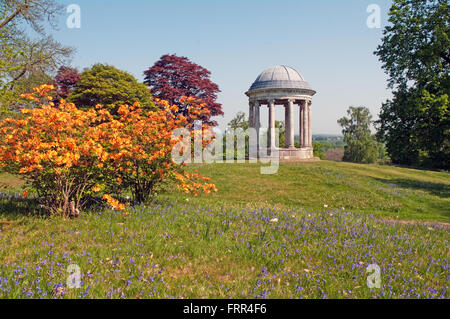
<box><xmin>55</xmin><ymin>66</ymin><xmax>80</xmax><ymax>99</ymax></box>
<box><xmin>143</xmin><ymin>54</ymin><xmax>223</xmax><ymax>126</ymax></box>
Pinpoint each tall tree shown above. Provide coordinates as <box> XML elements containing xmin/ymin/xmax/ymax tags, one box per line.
<box><xmin>6</xmin><ymin>35</ymin><xmax>73</xmax><ymax>90</ymax></box>
<box><xmin>338</xmin><ymin>106</ymin><xmax>379</xmax><ymax>164</ymax></box>
<box><xmin>228</xmin><ymin>111</ymin><xmax>248</xmax><ymax>130</ymax></box>
<box><xmin>68</xmin><ymin>64</ymin><xmax>155</xmax><ymax>115</ymax></box>
<box><xmin>143</xmin><ymin>54</ymin><xmax>223</xmax><ymax>126</ymax></box>
<box><xmin>55</xmin><ymin>66</ymin><xmax>80</xmax><ymax>99</ymax></box>
<box><xmin>0</xmin><ymin>0</ymin><xmax>74</xmax><ymax>112</ymax></box>
<box><xmin>375</xmin><ymin>0</ymin><xmax>449</xmax><ymax>169</ymax></box>
<box><xmin>0</xmin><ymin>0</ymin><xmax>63</xmax><ymax>33</ymax></box>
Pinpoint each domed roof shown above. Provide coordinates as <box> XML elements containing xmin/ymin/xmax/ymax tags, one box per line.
<box><xmin>248</xmin><ymin>65</ymin><xmax>314</xmax><ymax>92</ymax></box>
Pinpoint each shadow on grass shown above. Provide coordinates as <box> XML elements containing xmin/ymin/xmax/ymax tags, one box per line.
<box><xmin>379</xmin><ymin>162</ymin><xmax>448</xmax><ymax>173</ymax></box>
<box><xmin>374</xmin><ymin>178</ymin><xmax>450</xmax><ymax>198</ymax></box>
<box><xmin>0</xmin><ymin>193</ymin><xmax>47</xmax><ymax>220</ymax></box>
<box><xmin>0</xmin><ymin>192</ymin><xmax>108</xmax><ymax>221</ymax></box>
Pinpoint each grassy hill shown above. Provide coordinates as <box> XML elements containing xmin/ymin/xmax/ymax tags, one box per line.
<box><xmin>0</xmin><ymin>161</ymin><xmax>448</xmax><ymax>299</ymax></box>
<box><xmin>161</xmin><ymin>161</ymin><xmax>450</xmax><ymax>223</ymax></box>
<box><xmin>2</xmin><ymin>161</ymin><xmax>449</xmax><ymax>222</ymax></box>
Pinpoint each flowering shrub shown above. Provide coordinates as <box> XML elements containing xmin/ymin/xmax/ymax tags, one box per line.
<box><xmin>0</xmin><ymin>85</ymin><xmax>102</xmax><ymax>217</ymax></box>
<box><xmin>92</xmin><ymin>95</ymin><xmax>217</xmax><ymax>203</ymax></box>
<box><xmin>0</xmin><ymin>85</ymin><xmax>216</xmax><ymax>216</ymax></box>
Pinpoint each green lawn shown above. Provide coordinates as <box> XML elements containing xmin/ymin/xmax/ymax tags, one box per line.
<box><xmin>162</xmin><ymin>161</ymin><xmax>450</xmax><ymax>222</ymax></box>
<box><xmin>0</xmin><ymin>172</ymin><xmax>24</xmax><ymax>191</ymax></box>
<box><xmin>0</xmin><ymin>161</ymin><xmax>448</xmax><ymax>299</ymax></box>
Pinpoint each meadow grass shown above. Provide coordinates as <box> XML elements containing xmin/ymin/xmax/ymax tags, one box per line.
<box><xmin>0</xmin><ymin>161</ymin><xmax>448</xmax><ymax>299</ymax></box>
<box><xmin>0</xmin><ymin>201</ymin><xmax>448</xmax><ymax>299</ymax></box>
<box><xmin>0</xmin><ymin>173</ymin><xmax>24</xmax><ymax>191</ymax></box>
<box><xmin>162</xmin><ymin>161</ymin><xmax>450</xmax><ymax>222</ymax></box>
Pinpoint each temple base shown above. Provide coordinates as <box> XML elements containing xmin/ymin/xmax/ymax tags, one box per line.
<box><xmin>252</xmin><ymin>147</ymin><xmax>314</xmax><ymax>160</ymax></box>
<box><xmin>278</xmin><ymin>147</ymin><xmax>314</xmax><ymax>160</ymax></box>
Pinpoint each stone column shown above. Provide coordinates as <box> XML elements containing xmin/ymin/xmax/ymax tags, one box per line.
<box><xmin>284</xmin><ymin>102</ymin><xmax>289</xmax><ymax>148</ymax></box>
<box><xmin>268</xmin><ymin>99</ymin><xmax>275</xmax><ymax>149</ymax></box>
<box><xmin>307</xmin><ymin>101</ymin><xmax>312</xmax><ymax>147</ymax></box>
<box><xmin>249</xmin><ymin>102</ymin><xmax>254</xmax><ymax>128</ymax></box>
<box><xmin>302</xmin><ymin>100</ymin><xmax>308</xmax><ymax>148</ymax></box>
<box><xmin>299</xmin><ymin>102</ymin><xmax>304</xmax><ymax>147</ymax></box>
<box><xmin>287</xmin><ymin>99</ymin><xmax>295</xmax><ymax>148</ymax></box>
<box><xmin>255</xmin><ymin>101</ymin><xmax>260</xmax><ymax>150</ymax></box>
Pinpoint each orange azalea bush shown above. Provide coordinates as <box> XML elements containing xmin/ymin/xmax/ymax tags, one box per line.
<box><xmin>92</xmin><ymin>96</ymin><xmax>217</xmax><ymax>203</ymax></box>
<box><xmin>0</xmin><ymin>85</ymin><xmax>102</xmax><ymax>217</ymax></box>
<box><xmin>0</xmin><ymin>85</ymin><xmax>216</xmax><ymax>217</ymax></box>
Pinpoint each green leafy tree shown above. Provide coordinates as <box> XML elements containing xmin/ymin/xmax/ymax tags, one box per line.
<box><xmin>226</xmin><ymin>112</ymin><xmax>249</xmax><ymax>160</ymax></box>
<box><xmin>227</xmin><ymin>112</ymin><xmax>285</xmax><ymax>147</ymax></box>
<box><xmin>338</xmin><ymin>106</ymin><xmax>379</xmax><ymax>164</ymax></box>
<box><xmin>228</xmin><ymin>111</ymin><xmax>248</xmax><ymax>130</ymax></box>
<box><xmin>68</xmin><ymin>64</ymin><xmax>155</xmax><ymax>115</ymax></box>
<box><xmin>313</xmin><ymin>141</ymin><xmax>326</xmax><ymax>159</ymax></box>
<box><xmin>312</xmin><ymin>141</ymin><xmax>341</xmax><ymax>160</ymax></box>
<box><xmin>0</xmin><ymin>0</ymin><xmax>74</xmax><ymax>114</ymax></box>
<box><xmin>0</xmin><ymin>0</ymin><xmax>63</xmax><ymax>33</ymax></box>
<box><xmin>225</xmin><ymin>112</ymin><xmax>286</xmax><ymax>159</ymax></box>
<box><xmin>375</xmin><ymin>0</ymin><xmax>449</xmax><ymax>169</ymax></box>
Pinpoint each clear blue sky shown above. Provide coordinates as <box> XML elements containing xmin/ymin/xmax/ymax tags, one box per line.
<box><xmin>53</xmin><ymin>0</ymin><xmax>393</xmax><ymax>134</ymax></box>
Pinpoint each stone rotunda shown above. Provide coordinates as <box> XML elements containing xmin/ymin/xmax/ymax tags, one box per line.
<box><xmin>245</xmin><ymin>65</ymin><xmax>316</xmax><ymax>160</ymax></box>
